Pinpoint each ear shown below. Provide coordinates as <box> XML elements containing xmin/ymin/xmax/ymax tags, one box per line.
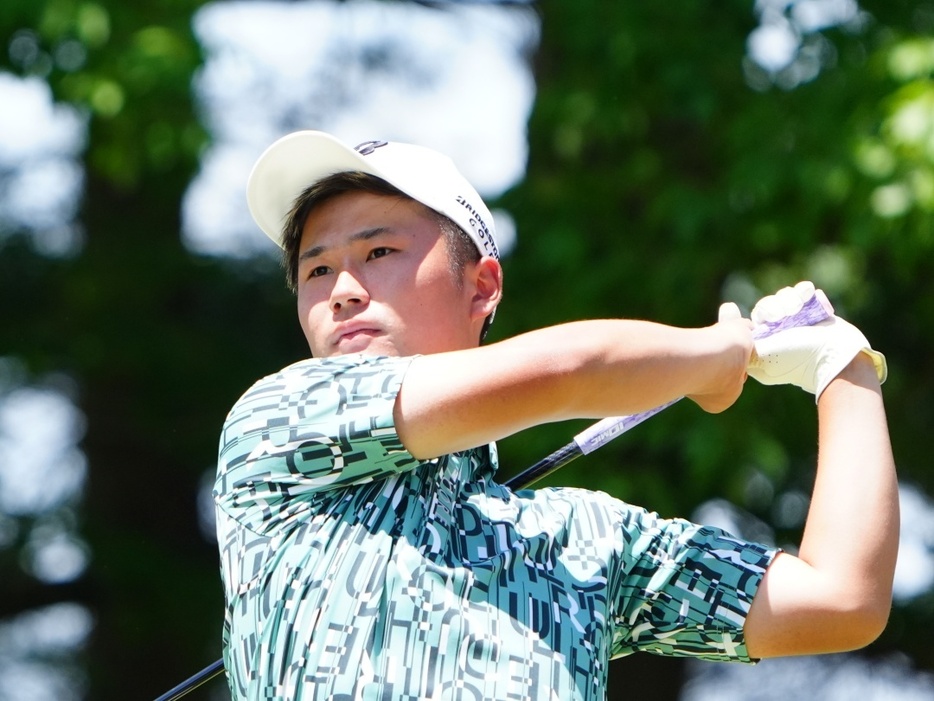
<box><xmin>469</xmin><ymin>256</ymin><xmax>503</xmax><ymax>323</ymax></box>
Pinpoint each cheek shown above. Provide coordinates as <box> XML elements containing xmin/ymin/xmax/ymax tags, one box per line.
<box><xmin>413</xmin><ymin>255</ymin><xmax>460</xmax><ymax>295</ymax></box>
<box><xmin>296</xmin><ymin>291</ymin><xmax>324</xmax><ymax>330</ymax></box>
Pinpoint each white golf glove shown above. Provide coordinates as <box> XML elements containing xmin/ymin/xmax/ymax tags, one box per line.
<box><xmin>746</xmin><ymin>281</ymin><xmax>887</xmax><ymax>400</ymax></box>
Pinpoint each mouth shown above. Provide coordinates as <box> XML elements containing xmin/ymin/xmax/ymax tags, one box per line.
<box><xmin>339</xmin><ymin>328</ymin><xmax>377</xmax><ymax>342</ymax></box>
<box><xmin>333</xmin><ymin>325</ymin><xmax>382</xmax><ymax>352</ymax></box>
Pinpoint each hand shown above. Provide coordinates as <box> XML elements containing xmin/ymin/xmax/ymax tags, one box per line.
<box><xmin>686</xmin><ymin>301</ymin><xmax>754</xmax><ymax>413</ymax></box>
<box><xmin>747</xmin><ymin>282</ymin><xmax>887</xmax><ymax>399</ymax></box>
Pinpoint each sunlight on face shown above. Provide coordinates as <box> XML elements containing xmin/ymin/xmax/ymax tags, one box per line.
<box><xmin>296</xmin><ymin>192</ymin><xmax>479</xmax><ymax>358</ymax></box>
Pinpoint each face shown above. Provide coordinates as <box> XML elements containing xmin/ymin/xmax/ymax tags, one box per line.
<box><xmin>296</xmin><ymin>191</ymin><xmax>484</xmax><ymax>358</ymax></box>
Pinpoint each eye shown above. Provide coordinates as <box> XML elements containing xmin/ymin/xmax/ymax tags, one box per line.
<box><xmin>307</xmin><ymin>265</ymin><xmax>331</xmax><ymax>279</ymax></box>
<box><xmin>367</xmin><ymin>246</ymin><xmax>393</xmax><ymax>261</ymax></box>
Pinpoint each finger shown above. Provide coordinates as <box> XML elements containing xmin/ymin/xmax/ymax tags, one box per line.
<box><xmin>774</xmin><ymin>286</ymin><xmax>805</xmax><ymax>316</ymax></box>
<box><xmin>752</xmin><ymin>283</ymin><xmax>815</xmax><ymax>325</ymax></box>
<box><xmin>793</xmin><ymin>280</ymin><xmax>816</xmax><ymax>303</ymax></box>
<box><xmin>718</xmin><ymin>301</ymin><xmax>742</xmax><ymax>323</ymax></box>
<box><xmin>752</xmin><ymin>294</ymin><xmax>782</xmax><ymax>325</ymax></box>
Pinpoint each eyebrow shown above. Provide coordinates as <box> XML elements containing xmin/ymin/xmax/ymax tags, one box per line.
<box><xmin>298</xmin><ymin>227</ymin><xmax>393</xmax><ymax>263</ymax></box>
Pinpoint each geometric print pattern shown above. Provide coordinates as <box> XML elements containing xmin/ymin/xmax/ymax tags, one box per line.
<box><xmin>214</xmin><ymin>355</ymin><xmax>778</xmax><ymax>700</ymax></box>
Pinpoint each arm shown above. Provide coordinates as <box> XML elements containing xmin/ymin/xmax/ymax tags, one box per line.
<box><xmin>395</xmin><ymin>318</ymin><xmax>753</xmax><ymax>459</ymax></box>
<box><xmin>744</xmin><ymin>353</ymin><xmax>898</xmax><ymax>656</ymax></box>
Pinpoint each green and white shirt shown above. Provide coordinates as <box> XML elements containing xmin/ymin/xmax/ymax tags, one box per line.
<box><xmin>215</xmin><ymin>355</ymin><xmax>777</xmax><ymax>700</ymax></box>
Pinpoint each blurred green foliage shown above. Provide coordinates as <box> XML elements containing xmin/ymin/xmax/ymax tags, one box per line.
<box><xmin>1</xmin><ymin>0</ymin><xmax>933</xmax><ymax>698</ymax></box>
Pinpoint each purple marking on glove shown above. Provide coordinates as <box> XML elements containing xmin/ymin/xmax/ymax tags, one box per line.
<box><xmin>751</xmin><ymin>291</ymin><xmax>834</xmax><ymax>340</ymax></box>
<box><xmin>574</xmin><ymin>292</ymin><xmax>835</xmax><ymax>456</ymax></box>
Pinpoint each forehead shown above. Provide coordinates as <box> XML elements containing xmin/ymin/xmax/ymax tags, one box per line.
<box><xmin>299</xmin><ymin>191</ymin><xmax>441</xmax><ymax>247</ymax></box>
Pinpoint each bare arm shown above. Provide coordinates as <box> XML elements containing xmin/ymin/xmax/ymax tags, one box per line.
<box><xmin>744</xmin><ymin>353</ymin><xmax>899</xmax><ymax>657</ymax></box>
<box><xmin>395</xmin><ymin>318</ymin><xmax>752</xmax><ymax>459</ymax></box>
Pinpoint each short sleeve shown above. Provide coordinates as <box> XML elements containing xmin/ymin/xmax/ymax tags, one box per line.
<box><xmin>610</xmin><ymin>506</ymin><xmax>778</xmax><ymax>663</ymax></box>
<box><xmin>214</xmin><ymin>355</ymin><xmax>420</xmax><ymax>534</ymax></box>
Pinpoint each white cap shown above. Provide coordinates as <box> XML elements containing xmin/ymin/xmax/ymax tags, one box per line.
<box><xmin>247</xmin><ymin>130</ymin><xmax>499</xmax><ymax>259</ymax></box>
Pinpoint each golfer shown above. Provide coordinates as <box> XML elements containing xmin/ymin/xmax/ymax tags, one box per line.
<box><xmin>213</xmin><ymin>131</ymin><xmax>897</xmax><ymax>700</ymax></box>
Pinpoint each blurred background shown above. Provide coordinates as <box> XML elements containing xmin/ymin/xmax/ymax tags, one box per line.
<box><xmin>1</xmin><ymin>0</ymin><xmax>933</xmax><ymax>698</ymax></box>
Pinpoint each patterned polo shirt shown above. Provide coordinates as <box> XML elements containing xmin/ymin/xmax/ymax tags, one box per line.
<box><xmin>214</xmin><ymin>355</ymin><xmax>777</xmax><ymax>700</ymax></box>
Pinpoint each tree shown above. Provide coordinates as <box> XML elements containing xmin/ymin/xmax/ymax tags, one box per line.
<box><xmin>1</xmin><ymin>0</ymin><xmax>932</xmax><ymax>698</ymax></box>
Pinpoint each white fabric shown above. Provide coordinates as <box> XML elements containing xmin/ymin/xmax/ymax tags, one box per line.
<box><xmin>746</xmin><ymin>282</ymin><xmax>887</xmax><ymax>400</ymax></box>
<box><xmin>246</xmin><ymin>130</ymin><xmax>500</xmax><ymax>259</ymax></box>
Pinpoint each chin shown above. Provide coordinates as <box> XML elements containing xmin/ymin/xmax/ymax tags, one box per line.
<box><xmin>361</xmin><ymin>341</ymin><xmax>402</xmax><ymax>357</ymax></box>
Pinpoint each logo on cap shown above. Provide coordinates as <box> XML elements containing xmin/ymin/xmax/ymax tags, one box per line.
<box><xmin>355</xmin><ymin>140</ymin><xmax>388</xmax><ymax>156</ymax></box>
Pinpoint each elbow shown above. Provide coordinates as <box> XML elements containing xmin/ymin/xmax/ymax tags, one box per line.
<box><xmin>857</xmin><ymin>598</ymin><xmax>893</xmax><ymax>647</ymax></box>
<box><xmin>848</xmin><ymin>570</ymin><xmax>896</xmax><ymax>649</ymax></box>
<box><xmin>833</xmin><ymin>592</ymin><xmax>893</xmax><ymax>651</ymax></box>
<box><xmin>747</xmin><ymin>554</ymin><xmax>896</xmax><ymax>657</ymax></box>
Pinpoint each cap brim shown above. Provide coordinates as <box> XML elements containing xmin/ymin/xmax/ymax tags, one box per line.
<box><xmin>247</xmin><ymin>131</ymin><xmax>379</xmax><ymax>247</ymax></box>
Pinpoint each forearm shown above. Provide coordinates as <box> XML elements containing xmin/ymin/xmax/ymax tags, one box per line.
<box><xmin>745</xmin><ymin>353</ymin><xmax>899</xmax><ymax>657</ymax></box>
<box><xmin>396</xmin><ymin>318</ymin><xmax>749</xmax><ymax>458</ymax></box>
<box><xmin>800</xmin><ymin>353</ymin><xmax>899</xmax><ymax>612</ymax></box>
<box><xmin>537</xmin><ymin>319</ymin><xmax>749</xmax><ymax>416</ymax></box>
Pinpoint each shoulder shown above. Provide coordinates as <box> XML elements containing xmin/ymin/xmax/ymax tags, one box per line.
<box><xmin>252</xmin><ymin>354</ymin><xmax>417</xmax><ymax>391</ymax></box>
<box><xmin>227</xmin><ymin>355</ymin><xmax>418</xmax><ymax>420</ymax></box>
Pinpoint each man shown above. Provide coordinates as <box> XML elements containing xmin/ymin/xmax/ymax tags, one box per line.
<box><xmin>214</xmin><ymin>131</ymin><xmax>897</xmax><ymax>700</ymax></box>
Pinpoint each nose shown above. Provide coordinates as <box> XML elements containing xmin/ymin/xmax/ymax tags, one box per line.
<box><xmin>330</xmin><ymin>269</ymin><xmax>369</xmax><ymax>313</ymax></box>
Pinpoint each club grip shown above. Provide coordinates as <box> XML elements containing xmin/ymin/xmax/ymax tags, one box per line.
<box><xmin>751</xmin><ymin>289</ymin><xmax>834</xmax><ymax>340</ymax></box>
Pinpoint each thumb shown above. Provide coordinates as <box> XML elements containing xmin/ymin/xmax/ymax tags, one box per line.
<box><xmin>718</xmin><ymin>301</ymin><xmax>742</xmax><ymax>323</ymax></box>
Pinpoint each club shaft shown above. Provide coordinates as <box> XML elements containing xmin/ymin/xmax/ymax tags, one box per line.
<box><xmin>154</xmin><ymin>659</ymin><xmax>224</xmax><ymax>701</ymax></box>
